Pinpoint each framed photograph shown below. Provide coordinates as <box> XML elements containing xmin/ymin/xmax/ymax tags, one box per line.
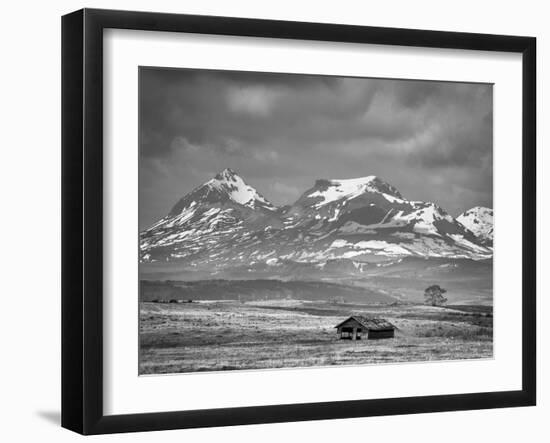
<box><xmin>61</xmin><ymin>8</ymin><xmax>536</xmax><ymax>435</ymax></box>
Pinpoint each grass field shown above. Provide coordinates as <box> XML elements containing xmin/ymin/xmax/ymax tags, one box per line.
<box><xmin>139</xmin><ymin>299</ymin><xmax>493</xmax><ymax>374</ymax></box>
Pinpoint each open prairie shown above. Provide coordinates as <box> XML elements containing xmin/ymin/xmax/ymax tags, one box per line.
<box><xmin>139</xmin><ymin>298</ymin><xmax>492</xmax><ymax>374</ymax></box>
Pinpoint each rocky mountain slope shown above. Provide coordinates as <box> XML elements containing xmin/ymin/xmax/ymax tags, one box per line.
<box><xmin>457</xmin><ymin>206</ymin><xmax>494</xmax><ymax>246</ymax></box>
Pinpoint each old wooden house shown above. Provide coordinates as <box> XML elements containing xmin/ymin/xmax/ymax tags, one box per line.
<box><xmin>335</xmin><ymin>316</ymin><xmax>395</xmax><ymax>340</ymax></box>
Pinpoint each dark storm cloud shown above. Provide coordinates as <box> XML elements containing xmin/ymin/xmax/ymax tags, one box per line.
<box><xmin>139</xmin><ymin>67</ymin><xmax>492</xmax><ymax>229</ymax></box>
<box><xmin>139</xmin><ymin>69</ymin><xmax>349</xmax><ymax>159</ymax></box>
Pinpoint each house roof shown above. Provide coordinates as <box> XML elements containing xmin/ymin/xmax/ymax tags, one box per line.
<box><xmin>334</xmin><ymin>315</ymin><xmax>395</xmax><ymax>331</ymax></box>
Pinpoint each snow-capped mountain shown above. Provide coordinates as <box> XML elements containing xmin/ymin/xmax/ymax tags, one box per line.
<box><xmin>140</xmin><ymin>170</ymin><xmax>493</xmax><ymax>268</ymax></box>
<box><xmin>164</xmin><ymin>168</ymin><xmax>275</xmax><ymax>219</ymax></box>
<box><xmin>457</xmin><ymin>206</ymin><xmax>494</xmax><ymax>246</ymax></box>
<box><xmin>140</xmin><ymin>169</ymin><xmax>281</xmax><ymax>262</ymax></box>
<box><xmin>300</xmin><ymin>176</ymin><xmax>403</xmax><ymax>208</ymax></box>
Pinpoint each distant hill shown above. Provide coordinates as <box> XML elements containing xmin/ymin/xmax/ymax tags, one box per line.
<box><xmin>140</xmin><ymin>279</ymin><xmax>398</xmax><ymax>304</ymax></box>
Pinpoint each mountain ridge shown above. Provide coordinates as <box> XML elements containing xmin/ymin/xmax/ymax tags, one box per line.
<box><xmin>140</xmin><ymin>169</ymin><xmax>493</xmax><ymax>267</ymax></box>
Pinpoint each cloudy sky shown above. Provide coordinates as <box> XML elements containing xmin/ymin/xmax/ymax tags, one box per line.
<box><xmin>139</xmin><ymin>67</ymin><xmax>492</xmax><ymax>230</ymax></box>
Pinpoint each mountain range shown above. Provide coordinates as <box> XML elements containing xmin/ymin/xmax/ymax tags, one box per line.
<box><xmin>140</xmin><ymin>169</ymin><xmax>493</xmax><ymax>271</ymax></box>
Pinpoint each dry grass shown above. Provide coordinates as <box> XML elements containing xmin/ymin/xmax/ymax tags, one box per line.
<box><xmin>139</xmin><ymin>300</ymin><xmax>493</xmax><ymax>374</ymax></box>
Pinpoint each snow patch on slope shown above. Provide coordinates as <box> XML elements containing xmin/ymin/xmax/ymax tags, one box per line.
<box><xmin>457</xmin><ymin>206</ymin><xmax>493</xmax><ymax>242</ymax></box>
<box><xmin>330</xmin><ymin>239</ymin><xmax>412</xmax><ymax>256</ymax></box>
<box><xmin>207</xmin><ymin>168</ymin><xmax>275</xmax><ymax>210</ymax></box>
<box><xmin>308</xmin><ymin>176</ymin><xmax>378</xmax><ymax>207</ymax></box>
<box><xmin>307</xmin><ymin>176</ymin><xmax>403</xmax><ymax>208</ymax></box>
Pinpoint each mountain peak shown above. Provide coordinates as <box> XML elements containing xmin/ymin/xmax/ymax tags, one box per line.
<box><xmin>461</xmin><ymin>206</ymin><xmax>493</xmax><ymax>216</ymax></box>
<box><xmin>168</xmin><ymin>168</ymin><xmax>276</xmax><ymax>216</ymax></box>
<box><xmin>457</xmin><ymin>206</ymin><xmax>493</xmax><ymax>244</ymax></box>
<box><xmin>206</xmin><ymin>169</ymin><xmax>274</xmax><ymax>209</ymax></box>
<box><xmin>214</xmin><ymin>168</ymin><xmax>238</xmax><ymax>181</ymax></box>
<box><xmin>305</xmin><ymin>175</ymin><xmax>403</xmax><ymax>208</ymax></box>
<box><xmin>315</xmin><ymin>175</ymin><xmax>375</xmax><ymax>188</ymax></box>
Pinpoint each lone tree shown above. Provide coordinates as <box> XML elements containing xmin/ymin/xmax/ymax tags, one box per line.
<box><xmin>424</xmin><ymin>284</ymin><xmax>447</xmax><ymax>306</ymax></box>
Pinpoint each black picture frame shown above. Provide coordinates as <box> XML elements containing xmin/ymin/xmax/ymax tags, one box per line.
<box><xmin>61</xmin><ymin>8</ymin><xmax>536</xmax><ymax>435</ymax></box>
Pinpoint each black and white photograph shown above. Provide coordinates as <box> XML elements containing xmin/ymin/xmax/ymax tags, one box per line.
<box><xmin>138</xmin><ymin>68</ymin><xmax>494</xmax><ymax>375</ymax></box>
